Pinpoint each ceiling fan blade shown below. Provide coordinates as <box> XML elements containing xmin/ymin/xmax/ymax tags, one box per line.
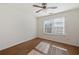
<box><xmin>47</xmin><ymin>7</ymin><xmax>57</xmax><ymax>9</ymax></box>
<box><xmin>33</xmin><ymin>5</ymin><xmax>43</xmax><ymax>8</ymax></box>
<box><xmin>36</xmin><ymin>9</ymin><xmax>43</xmax><ymax>13</ymax></box>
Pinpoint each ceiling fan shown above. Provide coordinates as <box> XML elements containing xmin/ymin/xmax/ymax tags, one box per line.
<box><xmin>33</xmin><ymin>3</ymin><xmax>57</xmax><ymax>13</ymax></box>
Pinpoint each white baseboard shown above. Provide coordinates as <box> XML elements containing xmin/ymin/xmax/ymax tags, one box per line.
<box><xmin>0</xmin><ymin>36</ymin><xmax>36</xmax><ymax>51</ymax></box>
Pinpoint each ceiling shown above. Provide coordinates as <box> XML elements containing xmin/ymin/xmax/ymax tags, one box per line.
<box><xmin>33</xmin><ymin>3</ymin><xmax>79</xmax><ymax>17</ymax></box>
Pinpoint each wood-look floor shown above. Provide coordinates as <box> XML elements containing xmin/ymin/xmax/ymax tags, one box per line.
<box><xmin>0</xmin><ymin>38</ymin><xmax>79</xmax><ymax>55</ymax></box>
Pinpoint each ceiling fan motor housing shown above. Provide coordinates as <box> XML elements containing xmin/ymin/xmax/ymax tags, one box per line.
<box><xmin>42</xmin><ymin>3</ymin><xmax>47</xmax><ymax>5</ymax></box>
<box><xmin>42</xmin><ymin>3</ymin><xmax>47</xmax><ymax>9</ymax></box>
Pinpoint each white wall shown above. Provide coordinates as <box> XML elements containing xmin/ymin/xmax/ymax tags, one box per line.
<box><xmin>0</xmin><ymin>3</ymin><xmax>36</xmax><ymax>50</ymax></box>
<box><xmin>37</xmin><ymin>8</ymin><xmax>79</xmax><ymax>47</ymax></box>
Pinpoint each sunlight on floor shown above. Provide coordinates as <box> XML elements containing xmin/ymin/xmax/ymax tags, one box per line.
<box><xmin>28</xmin><ymin>49</ymin><xmax>42</xmax><ymax>55</ymax></box>
<box><xmin>28</xmin><ymin>42</ymin><xmax>68</xmax><ymax>55</ymax></box>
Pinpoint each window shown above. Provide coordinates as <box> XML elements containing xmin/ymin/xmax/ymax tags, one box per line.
<box><xmin>43</xmin><ymin>17</ymin><xmax>65</xmax><ymax>35</ymax></box>
<box><xmin>44</xmin><ymin>20</ymin><xmax>52</xmax><ymax>34</ymax></box>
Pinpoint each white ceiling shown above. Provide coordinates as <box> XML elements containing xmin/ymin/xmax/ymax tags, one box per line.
<box><xmin>33</xmin><ymin>3</ymin><xmax>79</xmax><ymax>17</ymax></box>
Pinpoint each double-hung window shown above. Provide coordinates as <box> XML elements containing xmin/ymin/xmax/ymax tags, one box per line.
<box><xmin>44</xmin><ymin>17</ymin><xmax>65</xmax><ymax>35</ymax></box>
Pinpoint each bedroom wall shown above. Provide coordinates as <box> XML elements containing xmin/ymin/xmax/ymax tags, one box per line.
<box><xmin>37</xmin><ymin>8</ymin><xmax>79</xmax><ymax>47</ymax></box>
<box><xmin>0</xmin><ymin>4</ymin><xmax>36</xmax><ymax>50</ymax></box>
